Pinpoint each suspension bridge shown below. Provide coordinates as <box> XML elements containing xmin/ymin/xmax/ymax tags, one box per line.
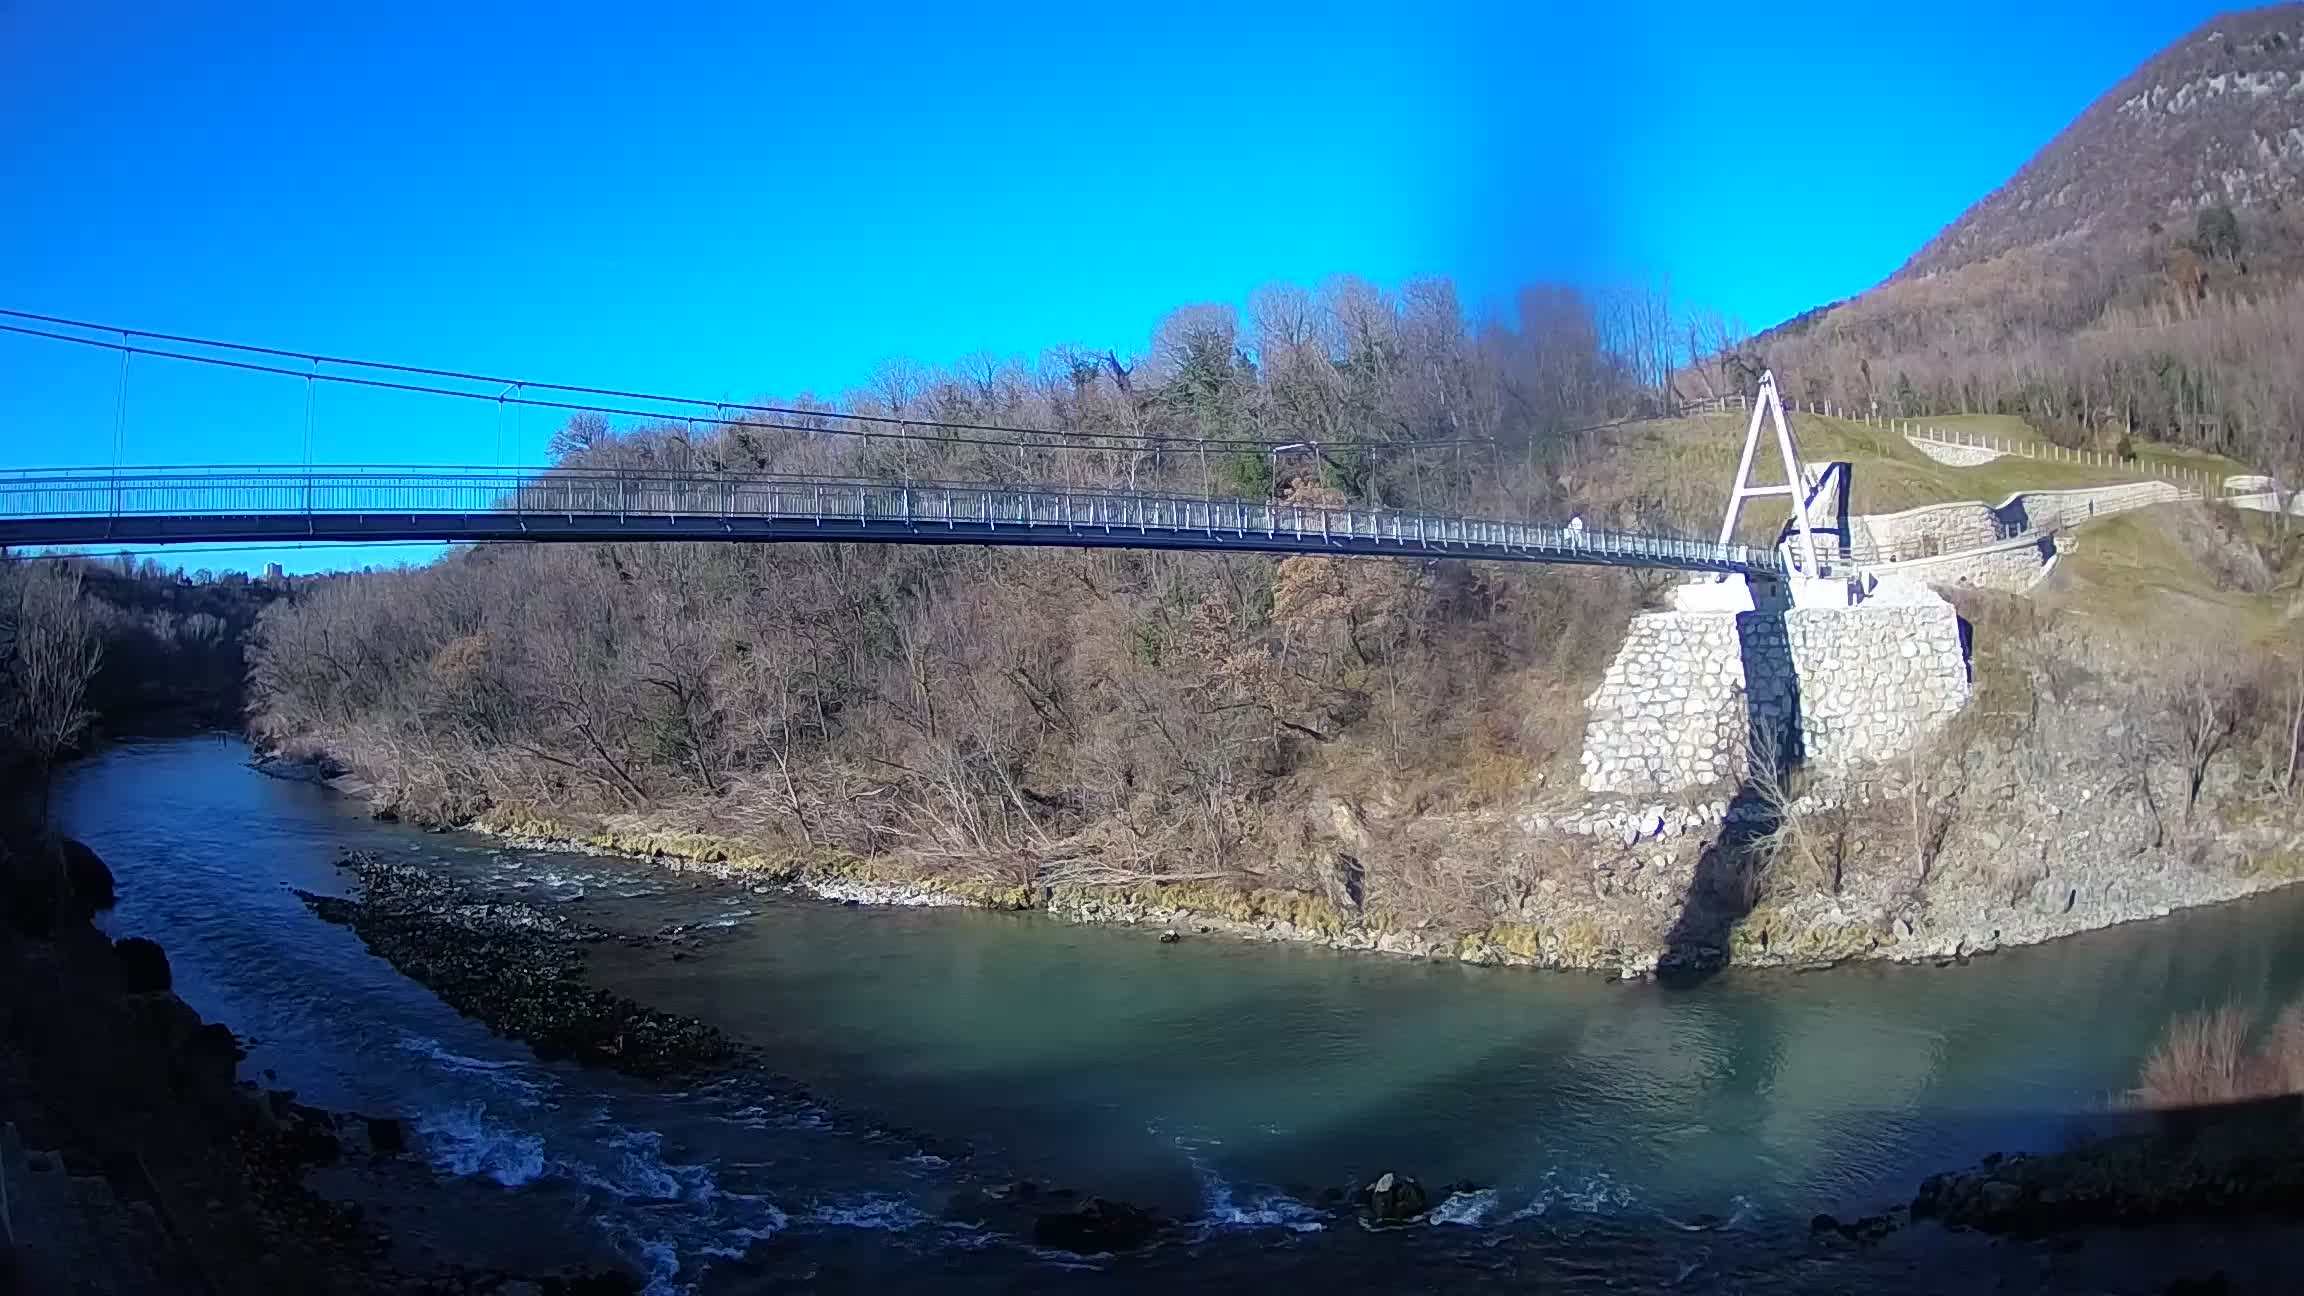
<box><xmin>0</xmin><ymin>311</ymin><xmax>1798</xmax><ymax>577</ymax></box>
<box><xmin>0</xmin><ymin>466</ymin><xmax>1779</xmax><ymax>574</ymax></box>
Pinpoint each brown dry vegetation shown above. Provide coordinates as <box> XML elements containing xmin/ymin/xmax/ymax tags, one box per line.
<box><xmin>1736</xmin><ymin>260</ymin><xmax>2304</xmax><ymax>475</ymax></box>
<box><xmin>1688</xmin><ymin>7</ymin><xmax>2304</xmax><ymax>478</ymax></box>
<box><xmin>234</xmin><ymin>271</ymin><xmax>2304</xmax><ymax>954</ymax></box>
<box><xmin>246</xmin><ymin>280</ymin><xmax>1700</xmax><ymax>929</ymax></box>
<box><xmin>2133</xmin><ymin>998</ymin><xmax>2304</xmax><ymax>1110</ymax></box>
<box><xmin>0</xmin><ymin>561</ymin><xmax>108</xmax><ymax>792</ymax></box>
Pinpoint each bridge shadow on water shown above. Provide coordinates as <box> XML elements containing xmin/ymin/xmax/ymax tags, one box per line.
<box><xmin>1657</xmin><ymin>581</ymin><xmax>1802</xmax><ymax>990</ymax></box>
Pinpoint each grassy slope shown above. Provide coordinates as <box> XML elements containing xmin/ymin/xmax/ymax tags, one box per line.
<box><xmin>1579</xmin><ymin>410</ymin><xmax>2293</xmax><ymax>698</ymax></box>
<box><xmin>1586</xmin><ymin>412</ymin><xmax>2253</xmax><ymax>546</ymax></box>
<box><xmin>2041</xmin><ymin>507</ymin><xmax>2303</xmax><ymax>645</ymax></box>
<box><xmin>1911</xmin><ymin>412</ymin><xmax>2252</xmax><ymax>482</ymax></box>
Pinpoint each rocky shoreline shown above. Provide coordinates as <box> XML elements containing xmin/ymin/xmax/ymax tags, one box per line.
<box><xmin>298</xmin><ymin>853</ymin><xmax>743</xmax><ymax>1078</ymax></box>
<box><xmin>36</xmin><ymin>749</ymin><xmax>2304</xmax><ymax>1287</ymax></box>
<box><xmin>0</xmin><ymin>830</ymin><xmax>640</xmax><ymax>1294</ymax></box>
<box><xmin>456</xmin><ymin>802</ymin><xmax>2304</xmax><ymax>981</ymax></box>
<box><xmin>1912</xmin><ymin>1100</ymin><xmax>2304</xmax><ymax>1235</ymax></box>
<box><xmin>257</xmin><ymin>729</ymin><xmax>2304</xmax><ymax>979</ymax></box>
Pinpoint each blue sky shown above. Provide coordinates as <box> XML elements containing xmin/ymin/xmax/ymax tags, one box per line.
<box><xmin>0</xmin><ymin>0</ymin><xmax>2237</xmax><ymax>569</ymax></box>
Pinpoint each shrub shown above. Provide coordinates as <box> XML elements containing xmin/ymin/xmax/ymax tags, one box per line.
<box><xmin>2130</xmin><ymin>996</ymin><xmax>2304</xmax><ymax>1109</ymax></box>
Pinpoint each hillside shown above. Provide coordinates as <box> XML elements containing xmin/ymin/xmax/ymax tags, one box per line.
<box><xmin>1723</xmin><ymin>6</ymin><xmax>2304</xmax><ymax>478</ymax></box>
<box><xmin>1900</xmin><ymin>6</ymin><xmax>2304</xmax><ymax>281</ymax></box>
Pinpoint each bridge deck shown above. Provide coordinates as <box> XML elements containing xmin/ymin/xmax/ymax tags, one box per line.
<box><xmin>0</xmin><ymin>468</ymin><xmax>1779</xmax><ymax>574</ymax></box>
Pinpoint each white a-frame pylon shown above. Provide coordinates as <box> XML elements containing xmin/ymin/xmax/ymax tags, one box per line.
<box><xmin>1716</xmin><ymin>370</ymin><xmax>1821</xmax><ymax>578</ymax></box>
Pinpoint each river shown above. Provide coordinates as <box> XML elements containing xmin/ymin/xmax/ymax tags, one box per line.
<box><xmin>55</xmin><ymin>737</ymin><xmax>2304</xmax><ymax>1293</ymax></box>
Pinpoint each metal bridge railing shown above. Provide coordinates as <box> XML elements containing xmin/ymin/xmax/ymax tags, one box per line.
<box><xmin>0</xmin><ymin>465</ymin><xmax>1781</xmax><ymax>574</ymax></box>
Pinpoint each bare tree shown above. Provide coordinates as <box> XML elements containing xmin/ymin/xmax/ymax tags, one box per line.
<box><xmin>1</xmin><ymin>562</ymin><xmax>106</xmax><ymax>777</ymax></box>
<box><xmin>2160</xmin><ymin>652</ymin><xmax>2252</xmax><ymax>812</ymax></box>
<box><xmin>1743</xmin><ymin>723</ymin><xmax>1844</xmax><ymax>896</ymax></box>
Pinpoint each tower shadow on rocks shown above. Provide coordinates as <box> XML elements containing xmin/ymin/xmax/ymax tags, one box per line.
<box><xmin>1659</xmin><ymin>580</ymin><xmax>1802</xmax><ymax>990</ymax></box>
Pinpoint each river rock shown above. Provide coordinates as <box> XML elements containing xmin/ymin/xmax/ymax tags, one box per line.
<box><xmin>4</xmin><ymin>836</ymin><xmax>119</xmax><ymax>933</ymax></box>
<box><xmin>1030</xmin><ymin>1197</ymin><xmax>1168</xmax><ymax>1253</ymax></box>
<box><xmin>295</xmin><ymin>854</ymin><xmax>742</xmax><ymax>1079</ymax></box>
<box><xmin>60</xmin><ymin>838</ymin><xmax>116</xmax><ymax>913</ymax></box>
<box><xmin>363</xmin><ymin>1115</ymin><xmax>407</xmax><ymax>1157</ymax></box>
<box><xmin>114</xmin><ymin>935</ymin><xmax>172</xmax><ymax>992</ymax></box>
<box><xmin>1360</xmin><ymin>1171</ymin><xmax>1429</xmax><ymax>1223</ymax></box>
<box><xmin>1913</xmin><ymin>1098</ymin><xmax>2304</xmax><ymax>1236</ymax></box>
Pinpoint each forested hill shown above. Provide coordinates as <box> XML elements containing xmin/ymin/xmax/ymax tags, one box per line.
<box><xmin>1717</xmin><ymin>5</ymin><xmax>2304</xmax><ymax>477</ymax></box>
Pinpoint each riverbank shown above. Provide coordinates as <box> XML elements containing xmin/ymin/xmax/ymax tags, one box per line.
<box><xmin>52</xmin><ymin>738</ymin><xmax>2304</xmax><ymax>1292</ymax></box>
<box><xmin>287</xmin><ymin>845</ymin><xmax>2304</xmax><ymax>1280</ymax></box>
<box><xmin>298</xmin><ymin>853</ymin><xmax>743</xmax><ymax>1078</ymax></box>
<box><xmin>295</xmin><ymin>849</ymin><xmax>1233</xmax><ymax>1257</ymax></box>
<box><xmin>1913</xmin><ymin>1097</ymin><xmax>2304</xmax><ymax>1235</ymax></box>
<box><xmin>397</xmin><ymin>782</ymin><xmax>2304</xmax><ymax>980</ymax></box>
<box><xmin>0</xmin><ymin>829</ymin><xmax>641</xmax><ymax>1293</ymax></box>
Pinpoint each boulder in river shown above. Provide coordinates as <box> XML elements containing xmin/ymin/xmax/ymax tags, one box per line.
<box><xmin>3</xmin><ymin>836</ymin><xmax>117</xmax><ymax>932</ymax></box>
<box><xmin>60</xmin><ymin>838</ymin><xmax>116</xmax><ymax>913</ymax></box>
<box><xmin>114</xmin><ymin>935</ymin><xmax>172</xmax><ymax>992</ymax></box>
<box><xmin>363</xmin><ymin>1115</ymin><xmax>407</xmax><ymax>1157</ymax></box>
<box><xmin>1030</xmin><ymin>1197</ymin><xmax>1168</xmax><ymax>1253</ymax></box>
<box><xmin>1360</xmin><ymin>1171</ymin><xmax>1429</xmax><ymax>1223</ymax></box>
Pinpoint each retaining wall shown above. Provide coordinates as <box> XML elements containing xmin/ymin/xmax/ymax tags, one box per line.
<box><xmin>2228</xmin><ymin>491</ymin><xmax>2304</xmax><ymax>517</ymax></box>
<box><xmin>1855</xmin><ymin>500</ymin><xmax>2005</xmax><ymax>555</ymax></box>
<box><xmin>1579</xmin><ymin>597</ymin><xmax>1971</xmax><ymax>795</ymax></box>
<box><xmin>1996</xmin><ymin>481</ymin><xmax>2187</xmax><ymax>530</ymax></box>
<box><xmin>1863</xmin><ymin>532</ymin><xmax>2057</xmax><ymax>593</ymax></box>
<box><xmin>1908</xmin><ymin>439</ymin><xmax>2006</xmax><ymax>466</ymax></box>
<box><xmin>1846</xmin><ymin>481</ymin><xmax>2189</xmax><ymax>566</ymax></box>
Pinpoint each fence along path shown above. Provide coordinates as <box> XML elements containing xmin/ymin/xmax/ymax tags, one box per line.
<box><xmin>1675</xmin><ymin>392</ymin><xmax>2222</xmax><ymax>501</ymax></box>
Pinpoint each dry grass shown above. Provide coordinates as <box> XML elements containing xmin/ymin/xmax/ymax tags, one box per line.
<box><xmin>2040</xmin><ymin>508</ymin><xmax>2290</xmax><ymax>644</ymax></box>
<box><xmin>1581</xmin><ymin>411</ymin><xmax>2223</xmax><ymax>546</ymax></box>
<box><xmin>2131</xmin><ymin>998</ymin><xmax>2304</xmax><ymax>1109</ymax></box>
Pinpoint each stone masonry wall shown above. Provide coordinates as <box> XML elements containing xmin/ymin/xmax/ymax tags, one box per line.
<box><xmin>1905</xmin><ymin>436</ymin><xmax>2006</xmax><ymax>466</ymax></box>
<box><xmin>1578</xmin><ymin>614</ymin><xmax>1746</xmax><ymax>792</ymax></box>
<box><xmin>1855</xmin><ymin>501</ymin><xmax>2004</xmax><ymax>555</ymax></box>
<box><xmin>1851</xmin><ymin>481</ymin><xmax>2185</xmax><ymax>561</ymax></box>
<box><xmin>1999</xmin><ymin>481</ymin><xmax>2185</xmax><ymax>531</ymax></box>
<box><xmin>1580</xmin><ymin>599</ymin><xmax>1972</xmax><ymax>795</ymax></box>
<box><xmin>1865</xmin><ymin>533</ymin><xmax>2057</xmax><ymax>593</ymax></box>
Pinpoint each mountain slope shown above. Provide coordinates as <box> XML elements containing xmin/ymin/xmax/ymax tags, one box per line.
<box><xmin>1722</xmin><ymin>6</ymin><xmax>2304</xmax><ymax>471</ymax></box>
<box><xmin>1899</xmin><ymin>5</ymin><xmax>2304</xmax><ymax>281</ymax></box>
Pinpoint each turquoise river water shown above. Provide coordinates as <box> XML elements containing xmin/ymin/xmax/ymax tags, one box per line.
<box><xmin>55</xmin><ymin>737</ymin><xmax>2304</xmax><ymax>1293</ymax></box>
